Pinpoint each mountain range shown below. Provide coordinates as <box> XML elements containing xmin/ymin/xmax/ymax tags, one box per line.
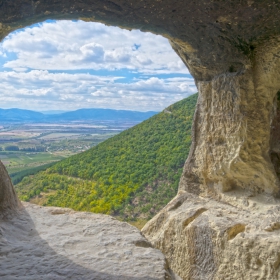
<box><xmin>0</xmin><ymin>108</ymin><xmax>158</xmax><ymax>123</ymax></box>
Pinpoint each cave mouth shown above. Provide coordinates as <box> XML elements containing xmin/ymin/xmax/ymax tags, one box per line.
<box><xmin>1</xmin><ymin>0</ymin><xmax>280</xmax><ymax>205</ymax></box>
<box><xmin>0</xmin><ymin>19</ymin><xmax>197</xmax><ymax>219</ymax></box>
<box><xmin>2</xmin><ymin>2</ymin><xmax>280</xmax><ymax>279</ymax></box>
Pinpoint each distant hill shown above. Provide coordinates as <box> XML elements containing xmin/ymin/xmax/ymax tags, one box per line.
<box><xmin>15</xmin><ymin>94</ymin><xmax>197</xmax><ymax>221</ymax></box>
<box><xmin>41</xmin><ymin>110</ymin><xmax>66</xmax><ymax>115</ymax></box>
<box><xmin>0</xmin><ymin>108</ymin><xmax>45</xmax><ymax>122</ymax></box>
<box><xmin>47</xmin><ymin>108</ymin><xmax>158</xmax><ymax>122</ymax></box>
<box><xmin>0</xmin><ymin>108</ymin><xmax>158</xmax><ymax>123</ymax></box>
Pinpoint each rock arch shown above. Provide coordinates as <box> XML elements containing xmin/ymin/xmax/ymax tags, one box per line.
<box><xmin>1</xmin><ymin>0</ymin><xmax>280</xmax><ymax>207</ymax></box>
<box><xmin>2</xmin><ymin>1</ymin><xmax>280</xmax><ymax>279</ymax></box>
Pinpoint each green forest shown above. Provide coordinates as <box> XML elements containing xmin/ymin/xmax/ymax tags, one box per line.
<box><xmin>15</xmin><ymin>94</ymin><xmax>197</xmax><ymax>221</ymax></box>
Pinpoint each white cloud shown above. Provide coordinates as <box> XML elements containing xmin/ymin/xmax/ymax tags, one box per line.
<box><xmin>1</xmin><ymin>20</ymin><xmax>188</xmax><ymax>74</ymax></box>
<box><xmin>0</xmin><ymin>20</ymin><xmax>196</xmax><ymax>111</ymax></box>
<box><xmin>0</xmin><ymin>70</ymin><xmax>196</xmax><ymax>111</ymax></box>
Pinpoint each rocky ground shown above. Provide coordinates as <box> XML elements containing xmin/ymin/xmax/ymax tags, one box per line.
<box><xmin>0</xmin><ymin>202</ymin><xmax>178</xmax><ymax>280</ymax></box>
<box><xmin>143</xmin><ymin>190</ymin><xmax>280</xmax><ymax>280</ymax></box>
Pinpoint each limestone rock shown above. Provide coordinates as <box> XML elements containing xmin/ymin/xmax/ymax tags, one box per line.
<box><xmin>142</xmin><ymin>191</ymin><xmax>280</xmax><ymax>280</ymax></box>
<box><xmin>0</xmin><ymin>202</ymin><xmax>178</xmax><ymax>280</ymax></box>
<box><xmin>0</xmin><ymin>160</ymin><xmax>21</xmax><ymax>217</ymax></box>
<box><xmin>179</xmin><ymin>39</ymin><xmax>280</xmax><ymax>199</ymax></box>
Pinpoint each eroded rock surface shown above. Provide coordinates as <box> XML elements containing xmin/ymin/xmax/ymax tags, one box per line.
<box><xmin>0</xmin><ymin>202</ymin><xmax>177</xmax><ymax>280</ymax></box>
<box><xmin>143</xmin><ymin>191</ymin><xmax>280</xmax><ymax>280</ymax></box>
<box><xmin>0</xmin><ymin>161</ymin><xmax>21</xmax><ymax>217</ymax></box>
<box><xmin>178</xmin><ymin>38</ymin><xmax>280</xmax><ymax>198</ymax></box>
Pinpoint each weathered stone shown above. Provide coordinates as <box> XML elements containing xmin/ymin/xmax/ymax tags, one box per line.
<box><xmin>0</xmin><ymin>202</ymin><xmax>178</xmax><ymax>280</ymax></box>
<box><xmin>142</xmin><ymin>191</ymin><xmax>280</xmax><ymax>280</ymax></box>
<box><xmin>179</xmin><ymin>41</ymin><xmax>280</xmax><ymax>198</ymax></box>
<box><xmin>0</xmin><ymin>160</ymin><xmax>21</xmax><ymax>217</ymax></box>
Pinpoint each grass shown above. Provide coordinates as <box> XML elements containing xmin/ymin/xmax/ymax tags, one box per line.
<box><xmin>0</xmin><ymin>151</ymin><xmax>64</xmax><ymax>173</ymax></box>
<box><xmin>127</xmin><ymin>219</ymin><xmax>148</xmax><ymax>230</ymax></box>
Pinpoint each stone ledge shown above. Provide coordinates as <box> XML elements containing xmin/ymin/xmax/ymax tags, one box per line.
<box><xmin>0</xmin><ymin>202</ymin><xmax>179</xmax><ymax>280</ymax></box>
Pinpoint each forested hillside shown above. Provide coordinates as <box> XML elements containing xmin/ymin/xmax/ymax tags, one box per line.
<box><xmin>15</xmin><ymin>94</ymin><xmax>197</xmax><ymax>221</ymax></box>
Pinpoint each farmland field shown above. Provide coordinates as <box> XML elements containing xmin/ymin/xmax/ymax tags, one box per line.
<box><xmin>0</xmin><ymin>121</ymin><xmax>138</xmax><ymax>175</ymax></box>
<box><xmin>0</xmin><ymin>151</ymin><xmax>64</xmax><ymax>173</ymax></box>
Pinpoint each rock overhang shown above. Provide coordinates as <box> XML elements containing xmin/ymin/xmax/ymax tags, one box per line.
<box><xmin>0</xmin><ymin>0</ymin><xmax>280</xmax><ymax>80</ymax></box>
<box><xmin>1</xmin><ymin>0</ymin><xmax>280</xmax><ymax>206</ymax></box>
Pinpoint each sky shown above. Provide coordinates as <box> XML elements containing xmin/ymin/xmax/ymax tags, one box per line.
<box><xmin>0</xmin><ymin>20</ymin><xmax>197</xmax><ymax>112</ymax></box>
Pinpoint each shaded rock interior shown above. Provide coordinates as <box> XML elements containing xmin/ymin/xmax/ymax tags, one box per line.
<box><xmin>270</xmin><ymin>91</ymin><xmax>280</xmax><ymax>179</ymax></box>
<box><xmin>1</xmin><ymin>1</ymin><xmax>280</xmax><ymax>279</ymax></box>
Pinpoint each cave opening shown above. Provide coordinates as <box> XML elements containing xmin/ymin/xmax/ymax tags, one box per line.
<box><xmin>0</xmin><ymin>19</ymin><xmax>197</xmax><ymax>220</ymax></box>
<box><xmin>0</xmin><ymin>0</ymin><xmax>279</xmax><ymax>202</ymax></box>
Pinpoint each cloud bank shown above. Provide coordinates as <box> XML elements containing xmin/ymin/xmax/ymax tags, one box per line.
<box><xmin>0</xmin><ymin>20</ymin><xmax>196</xmax><ymax>111</ymax></box>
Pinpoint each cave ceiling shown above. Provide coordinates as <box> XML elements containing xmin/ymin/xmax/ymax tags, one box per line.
<box><xmin>0</xmin><ymin>0</ymin><xmax>280</xmax><ymax>80</ymax></box>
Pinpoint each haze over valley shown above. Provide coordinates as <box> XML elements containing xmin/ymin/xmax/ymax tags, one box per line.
<box><xmin>0</xmin><ymin>108</ymin><xmax>156</xmax><ymax>176</ymax></box>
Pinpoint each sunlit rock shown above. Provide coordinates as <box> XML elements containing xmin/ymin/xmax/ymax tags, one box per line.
<box><xmin>143</xmin><ymin>191</ymin><xmax>280</xmax><ymax>280</ymax></box>
<box><xmin>0</xmin><ymin>160</ymin><xmax>21</xmax><ymax>217</ymax></box>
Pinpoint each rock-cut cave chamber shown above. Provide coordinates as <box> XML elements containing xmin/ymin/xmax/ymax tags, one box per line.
<box><xmin>1</xmin><ymin>1</ymin><xmax>280</xmax><ymax>280</ymax></box>
<box><xmin>1</xmin><ymin>0</ymin><xmax>280</xmax><ymax>209</ymax></box>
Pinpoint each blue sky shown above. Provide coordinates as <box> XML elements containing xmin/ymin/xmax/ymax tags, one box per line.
<box><xmin>0</xmin><ymin>20</ymin><xmax>196</xmax><ymax>112</ymax></box>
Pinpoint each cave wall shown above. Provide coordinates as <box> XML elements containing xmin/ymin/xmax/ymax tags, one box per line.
<box><xmin>0</xmin><ymin>1</ymin><xmax>280</xmax><ymax>199</ymax></box>
<box><xmin>270</xmin><ymin>94</ymin><xmax>280</xmax><ymax>178</ymax></box>
<box><xmin>179</xmin><ymin>37</ymin><xmax>280</xmax><ymax>198</ymax></box>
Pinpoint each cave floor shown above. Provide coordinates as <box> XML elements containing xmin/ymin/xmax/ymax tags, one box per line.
<box><xmin>0</xmin><ymin>202</ymin><xmax>171</xmax><ymax>280</ymax></box>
